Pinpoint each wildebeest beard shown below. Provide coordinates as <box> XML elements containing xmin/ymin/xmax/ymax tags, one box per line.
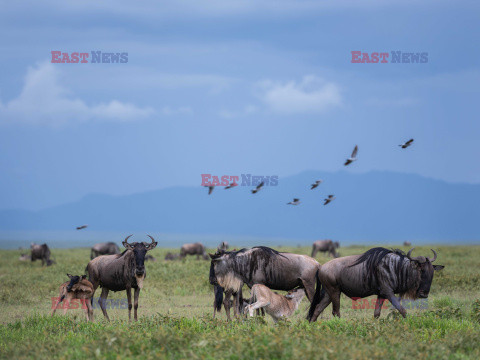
<box><xmin>212</xmin><ymin>246</ymin><xmax>288</xmax><ymax>292</ymax></box>
<box><xmin>349</xmin><ymin>247</ymin><xmax>421</xmax><ymax>299</ymax></box>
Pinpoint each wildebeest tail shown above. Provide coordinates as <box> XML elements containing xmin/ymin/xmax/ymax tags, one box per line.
<box><xmin>214</xmin><ymin>285</ymin><xmax>224</xmax><ymax>312</ymax></box>
<box><xmin>307</xmin><ymin>269</ymin><xmax>325</xmax><ymax>321</ymax></box>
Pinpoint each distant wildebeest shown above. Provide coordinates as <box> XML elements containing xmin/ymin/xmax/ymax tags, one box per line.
<box><xmin>311</xmin><ymin>240</ymin><xmax>339</xmax><ymax>258</ymax></box>
<box><xmin>31</xmin><ymin>243</ymin><xmax>54</xmax><ymax>266</ymax></box>
<box><xmin>145</xmin><ymin>254</ymin><xmax>157</xmax><ymax>262</ymax></box>
<box><xmin>246</xmin><ymin>284</ymin><xmax>305</xmax><ymax>323</ymax></box>
<box><xmin>86</xmin><ymin>235</ymin><xmax>157</xmax><ymax>321</ymax></box>
<box><xmin>403</xmin><ymin>241</ymin><xmax>412</xmax><ymax>247</ymax></box>
<box><xmin>307</xmin><ymin>247</ymin><xmax>444</xmax><ymax>322</ymax></box>
<box><xmin>180</xmin><ymin>242</ymin><xmax>208</xmax><ymax>260</ymax></box>
<box><xmin>218</xmin><ymin>241</ymin><xmax>229</xmax><ymax>251</ymax></box>
<box><xmin>165</xmin><ymin>252</ymin><xmax>179</xmax><ymax>261</ymax></box>
<box><xmin>51</xmin><ymin>274</ymin><xmax>94</xmax><ymax>321</ymax></box>
<box><xmin>90</xmin><ymin>242</ymin><xmax>120</xmax><ymax>259</ymax></box>
<box><xmin>209</xmin><ymin>246</ymin><xmax>320</xmax><ymax>320</ymax></box>
<box><xmin>19</xmin><ymin>253</ymin><xmax>31</xmax><ymax>261</ymax></box>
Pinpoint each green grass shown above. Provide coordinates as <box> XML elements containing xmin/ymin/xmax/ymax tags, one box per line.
<box><xmin>0</xmin><ymin>245</ymin><xmax>479</xmax><ymax>359</ymax></box>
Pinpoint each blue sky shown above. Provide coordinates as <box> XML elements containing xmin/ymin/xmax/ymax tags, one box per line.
<box><xmin>0</xmin><ymin>0</ymin><xmax>479</xmax><ymax>210</ymax></box>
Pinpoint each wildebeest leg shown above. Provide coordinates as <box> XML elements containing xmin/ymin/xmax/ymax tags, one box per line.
<box><xmin>223</xmin><ymin>290</ymin><xmax>233</xmax><ymax>321</ymax></box>
<box><xmin>86</xmin><ymin>298</ymin><xmax>94</xmax><ymax>321</ymax></box>
<box><xmin>99</xmin><ymin>288</ymin><xmax>110</xmax><ymax>321</ymax></box>
<box><xmin>301</xmin><ymin>278</ymin><xmax>316</xmax><ymax>303</ymax></box>
<box><xmin>246</xmin><ymin>301</ymin><xmax>270</xmax><ymax>317</ymax></box>
<box><xmin>126</xmin><ymin>287</ymin><xmax>132</xmax><ymax>322</ymax></box>
<box><xmin>311</xmin><ymin>247</ymin><xmax>317</xmax><ymax>258</ymax></box>
<box><xmin>309</xmin><ymin>292</ymin><xmax>332</xmax><ymax>322</ymax></box>
<box><xmin>63</xmin><ymin>293</ymin><xmax>74</xmax><ymax>315</ymax></box>
<box><xmin>374</xmin><ymin>296</ymin><xmax>386</xmax><ymax>319</ymax></box>
<box><xmin>386</xmin><ymin>293</ymin><xmax>407</xmax><ymax>318</ymax></box>
<box><xmin>134</xmin><ymin>287</ymin><xmax>140</xmax><ymax>321</ymax></box>
<box><xmin>331</xmin><ymin>290</ymin><xmax>341</xmax><ymax>317</ymax></box>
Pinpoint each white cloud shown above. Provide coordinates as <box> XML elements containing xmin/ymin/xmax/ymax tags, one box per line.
<box><xmin>256</xmin><ymin>75</ymin><xmax>341</xmax><ymax>114</ymax></box>
<box><xmin>0</xmin><ymin>62</ymin><xmax>154</xmax><ymax>125</ymax></box>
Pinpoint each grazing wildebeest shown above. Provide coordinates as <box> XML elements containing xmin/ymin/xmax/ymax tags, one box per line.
<box><xmin>403</xmin><ymin>241</ymin><xmax>412</xmax><ymax>247</ymax></box>
<box><xmin>311</xmin><ymin>240</ymin><xmax>338</xmax><ymax>258</ymax></box>
<box><xmin>86</xmin><ymin>235</ymin><xmax>157</xmax><ymax>321</ymax></box>
<box><xmin>209</xmin><ymin>246</ymin><xmax>320</xmax><ymax>320</ymax></box>
<box><xmin>180</xmin><ymin>242</ymin><xmax>208</xmax><ymax>260</ymax></box>
<box><xmin>90</xmin><ymin>242</ymin><xmax>120</xmax><ymax>260</ymax></box>
<box><xmin>51</xmin><ymin>274</ymin><xmax>94</xmax><ymax>321</ymax></box>
<box><xmin>165</xmin><ymin>252</ymin><xmax>179</xmax><ymax>261</ymax></box>
<box><xmin>246</xmin><ymin>285</ymin><xmax>305</xmax><ymax>323</ymax></box>
<box><xmin>218</xmin><ymin>241</ymin><xmax>229</xmax><ymax>251</ymax></box>
<box><xmin>307</xmin><ymin>247</ymin><xmax>444</xmax><ymax>322</ymax></box>
<box><xmin>31</xmin><ymin>243</ymin><xmax>54</xmax><ymax>266</ymax></box>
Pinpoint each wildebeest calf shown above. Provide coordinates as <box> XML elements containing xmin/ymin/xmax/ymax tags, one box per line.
<box><xmin>51</xmin><ymin>274</ymin><xmax>94</xmax><ymax>321</ymax></box>
<box><xmin>245</xmin><ymin>284</ymin><xmax>305</xmax><ymax>323</ymax></box>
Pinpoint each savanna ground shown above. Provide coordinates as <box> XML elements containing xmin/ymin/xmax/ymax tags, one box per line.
<box><xmin>0</xmin><ymin>244</ymin><xmax>479</xmax><ymax>359</ymax></box>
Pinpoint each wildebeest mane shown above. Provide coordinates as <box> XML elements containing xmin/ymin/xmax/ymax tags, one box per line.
<box><xmin>350</xmin><ymin>247</ymin><xmax>420</xmax><ymax>298</ymax></box>
<box><xmin>350</xmin><ymin>247</ymin><xmax>406</xmax><ymax>272</ymax></box>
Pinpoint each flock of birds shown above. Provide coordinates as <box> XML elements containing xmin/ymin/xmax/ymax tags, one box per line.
<box><xmin>205</xmin><ymin>139</ymin><xmax>415</xmax><ymax>206</ymax></box>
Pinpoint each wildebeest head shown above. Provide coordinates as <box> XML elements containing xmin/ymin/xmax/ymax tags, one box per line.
<box><xmin>285</xmin><ymin>287</ymin><xmax>306</xmax><ymax>300</ymax></box>
<box><xmin>406</xmin><ymin>248</ymin><xmax>444</xmax><ymax>298</ymax></box>
<box><xmin>66</xmin><ymin>273</ymin><xmax>87</xmax><ymax>292</ymax></box>
<box><xmin>122</xmin><ymin>235</ymin><xmax>158</xmax><ymax>276</ymax></box>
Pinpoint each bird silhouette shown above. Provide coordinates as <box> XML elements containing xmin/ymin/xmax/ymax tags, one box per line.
<box><xmin>251</xmin><ymin>181</ymin><xmax>265</xmax><ymax>194</ymax></box>
<box><xmin>287</xmin><ymin>198</ymin><xmax>301</xmax><ymax>205</ymax></box>
<box><xmin>344</xmin><ymin>145</ymin><xmax>358</xmax><ymax>166</ymax></box>
<box><xmin>324</xmin><ymin>195</ymin><xmax>336</xmax><ymax>205</ymax></box>
<box><xmin>310</xmin><ymin>180</ymin><xmax>323</xmax><ymax>190</ymax></box>
<box><xmin>399</xmin><ymin>139</ymin><xmax>414</xmax><ymax>149</ymax></box>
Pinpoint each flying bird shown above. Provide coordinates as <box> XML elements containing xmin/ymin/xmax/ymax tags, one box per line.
<box><xmin>287</xmin><ymin>198</ymin><xmax>301</xmax><ymax>205</ymax></box>
<box><xmin>251</xmin><ymin>181</ymin><xmax>264</xmax><ymax>194</ymax></box>
<box><xmin>76</xmin><ymin>225</ymin><xmax>88</xmax><ymax>230</ymax></box>
<box><xmin>205</xmin><ymin>185</ymin><xmax>214</xmax><ymax>195</ymax></box>
<box><xmin>324</xmin><ymin>195</ymin><xmax>336</xmax><ymax>205</ymax></box>
<box><xmin>399</xmin><ymin>139</ymin><xmax>414</xmax><ymax>149</ymax></box>
<box><xmin>225</xmin><ymin>183</ymin><xmax>237</xmax><ymax>189</ymax></box>
<box><xmin>310</xmin><ymin>180</ymin><xmax>323</xmax><ymax>190</ymax></box>
<box><xmin>344</xmin><ymin>145</ymin><xmax>358</xmax><ymax>166</ymax></box>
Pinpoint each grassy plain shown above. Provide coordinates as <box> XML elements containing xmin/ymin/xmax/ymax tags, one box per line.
<box><xmin>0</xmin><ymin>245</ymin><xmax>479</xmax><ymax>359</ymax></box>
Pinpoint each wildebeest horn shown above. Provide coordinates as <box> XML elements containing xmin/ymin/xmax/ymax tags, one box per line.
<box><xmin>123</xmin><ymin>234</ymin><xmax>133</xmax><ymax>244</ymax></box>
<box><xmin>406</xmin><ymin>248</ymin><xmax>415</xmax><ymax>260</ymax></box>
<box><xmin>428</xmin><ymin>249</ymin><xmax>437</xmax><ymax>263</ymax></box>
<box><xmin>147</xmin><ymin>235</ymin><xmax>155</xmax><ymax>243</ymax></box>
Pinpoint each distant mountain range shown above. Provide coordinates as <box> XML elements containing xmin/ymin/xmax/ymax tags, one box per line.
<box><xmin>1</xmin><ymin>170</ymin><xmax>479</xmax><ymax>242</ymax></box>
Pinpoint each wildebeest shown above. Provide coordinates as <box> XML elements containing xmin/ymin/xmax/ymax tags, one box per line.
<box><xmin>311</xmin><ymin>240</ymin><xmax>339</xmax><ymax>258</ymax></box>
<box><xmin>403</xmin><ymin>241</ymin><xmax>412</xmax><ymax>247</ymax></box>
<box><xmin>307</xmin><ymin>247</ymin><xmax>444</xmax><ymax>321</ymax></box>
<box><xmin>180</xmin><ymin>242</ymin><xmax>208</xmax><ymax>260</ymax></box>
<box><xmin>31</xmin><ymin>243</ymin><xmax>54</xmax><ymax>266</ymax></box>
<box><xmin>165</xmin><ymin>252</ymin><xmax>179</xmax><ymax>261</ymax></box>
<box><xmin>90</xmin><ymin>242</ymin><xmax>120</xmax><ymax>259</ymax></box>
<box><xmin>86</xmin><ymin>235</ymin><xmax>157</xmax><ymax>321</ymax></box>
<box><xmin>51</xmin><ymin>274</ymin><xmax>94</xmax><ymax>321</ymax></box>
<box><xmin>209</xmin><ymin>246</ymin><xmax>320</xmax><ymax>320</ymax></box>
<box><xmin>218</xmin><ymin>241</ymin><xmax>229</xmax><ymax>251</ymax></box>
<box><xmin>246</xmin><ymin>284</ymin><xmax>305</xmax><ymax>323</ymax></box>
